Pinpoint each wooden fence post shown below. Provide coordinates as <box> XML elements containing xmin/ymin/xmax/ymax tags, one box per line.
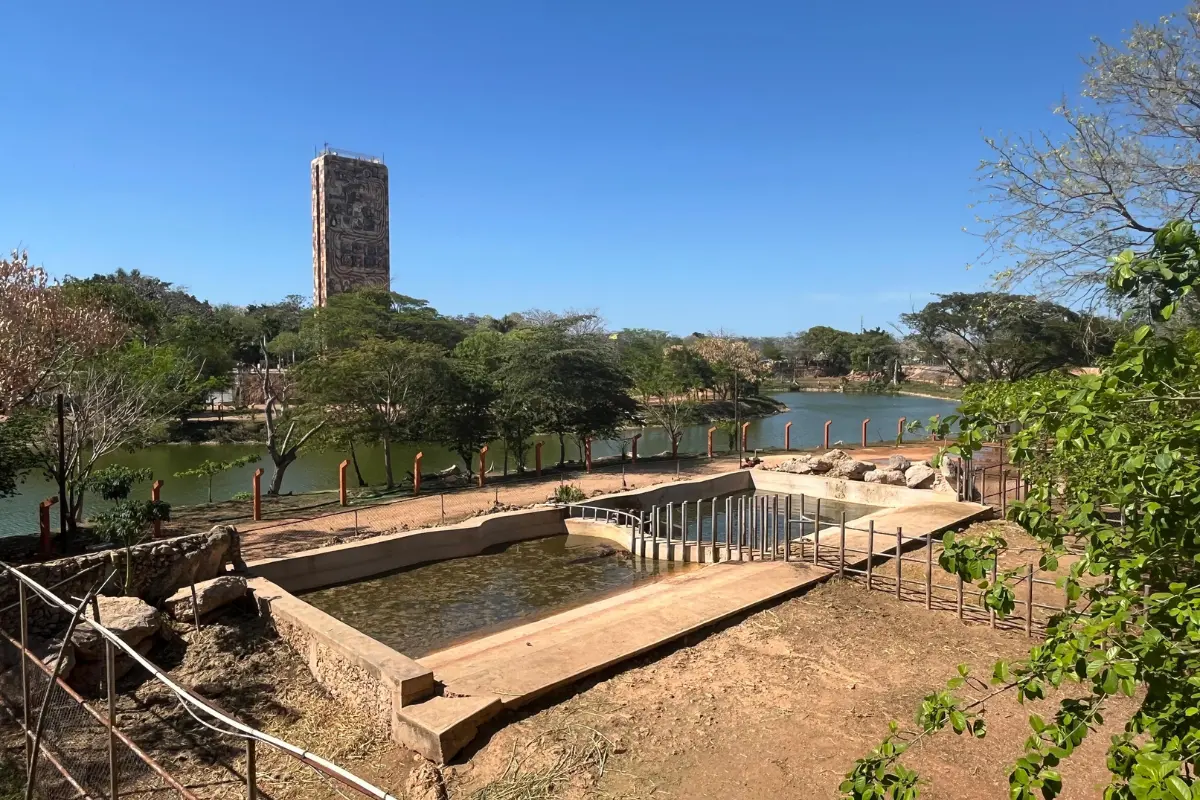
<box><xmin>338</xmin><ymin>460</ymin><xmax>349</xmax><ymax>506</ymax></box>
<box><xmin>861</xmin><ymin>418</ymin><xmax>871</xmax><ymax>447</ymax></box>
<box><xmin>824</xmin><ymin>419</ymin><xmax>832</xmax><ymax>449</ymax></box>
<box><xmin>926</xmin><ymin>535</ymin><xmax>934</xmax><ymax>610</ymax></box>
<box><xmin>413</xmin><ymin>452</ymin><xmax>423</xmax><ymax>496</ymax></box>
<box><xmin>1026</xmin><ymin>564</ymin><xmax>1035</xmax><ymax>637</ymax></box>
<box><xmin>151</xmin><ymin>479</ymin><xmax>163</xmax><ymax>537</ymax></box>
<box><xmin>252</xmin><ymin>468</ymin><xmax>263</xmax><ymax>522</ymax></box>
<box><xmin>38</xmin><ymin>497</ymin><xmax>57</xmax><ymax>557</ymax></box>
<box><xmin>478</xmin><ymin>446</ymin><xmax>488</xmax><ymax>488</ymax></box>
<box><xmin>784</xmin><ymin>421</ymin><xmax>792</xmax><ymax>451</ymax></box>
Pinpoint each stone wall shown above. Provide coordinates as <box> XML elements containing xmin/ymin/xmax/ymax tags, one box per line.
<box><xmin>3</xmin><ymin>528</ymin><xmax>240</xmax><ymax>638</ymax></box>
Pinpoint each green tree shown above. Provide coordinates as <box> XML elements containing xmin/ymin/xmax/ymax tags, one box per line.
<box><xmin>173</xmin><ymin>455</ymin><xmax>261</xmax><ymax>504</ymax></box>
<box><xmin>978</xmin><ymin>4</ymin><xmax>1200</xmax><ymax>303</ymax></box>
<box><xmin>850</xmin><ymin>328</ymin><xmax>900</xmax><ymax>376</ymax></box>
<box><xmin>900</xmin><ymin>292</ymin><xmax>1102</xmax><ymax>383</ymax></box>
<box><xmin>631</xmin><ymin>344</ymin><xmax>704</xmax><ymax>451</ymax></box>
<box><xmin>86</xmin><ymin>465</ymin><xmax>170</xmax><ymax>594</ymax></box>
<box><xmin>844</xmin><ymin>221</ymin><xmax>1200</xmax><ymax>798</ymax></box>
<box><xmin>431</xmin><ymin>357</ymin><xmax>497</xmax><ymax>475</ymax></box>
<box><xmin>793</xmin><ymin>326</ymin><xmax>856</xmax><ymax>376</ymax></box>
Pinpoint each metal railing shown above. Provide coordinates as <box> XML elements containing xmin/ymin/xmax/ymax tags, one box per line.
<box><xmin>0</xmin><ymin>565</ymin><xmax>399</xmax><ymax>800</ymax></box>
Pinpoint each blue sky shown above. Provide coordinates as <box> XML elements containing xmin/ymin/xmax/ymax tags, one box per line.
<box><xmin>1</xmin><ymin>0</ymin><xmax>1160</xmax><ymax>335</ymax></box>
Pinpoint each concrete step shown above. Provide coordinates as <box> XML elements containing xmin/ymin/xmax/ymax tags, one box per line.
<box><xmin>393</xmin><ymin>694</ymin><xmax>503</xmax><ymax>764</ymax></box>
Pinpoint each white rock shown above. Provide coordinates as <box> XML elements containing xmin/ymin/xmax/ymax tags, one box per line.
<box><xmin>164</xmin><ymin>575</ymin><xmax>248</xmax><ymax>622</ymax></box>
<box><xmin>72</xmin><ymin>596</ymin><xmax>162</xmax><ymax>659</ymax></box>
<box><xmin>887</xmin><ymin>454</ymin><xmax>911</xmax><ymax>472</ymax></box>
<box><xmin>865</xmin><ymin>468</ymin><xmax>906</xmax><ymax>486</ymax></box>
<box><xmin>828</xmin><ymin>459</ymin><xmax>875</xmax><ymax>480</ymax></box>
<box><xmin>904</xmin><ymin>463</ymin><xmax>938</xmax><ymax>489</ymax></box>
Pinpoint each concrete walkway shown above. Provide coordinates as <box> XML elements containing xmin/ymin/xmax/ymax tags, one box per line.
<box><xmin>419</xmin><ymin>560</ymin><xmax>827</xmax><ymax>707</ymax></box>
<box><xmin>808</xmin><ymin>502</ymin><xmax>989</xmax><ymax>568</ymax></box>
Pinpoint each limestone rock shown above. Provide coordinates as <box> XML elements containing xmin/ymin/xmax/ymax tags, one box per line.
<box><xmin>887</xmin><ymin>454</ymin><xmax>911</xmax><ymax>472</ymax></box>
<box><xmin>73</xmin><ymin>596</ymin><xmax>161</xmax><ymax>659</ymax></box>
<box><xmin>904</xmin><ymin>463</ymin><xmax>938</xmax><ymax>490</ymax></box>
<box><xmin>812</xmin><ymin>449</ymin><xmax>852</xmax><ymax>473</ymax></box>
<box><xmin>864</xmin><ymin>468</ymin><xmax>906</xmax><ymax>486</ymax></box>
<box><xmin>405</xmin><ymin>759</ymin><xmax>448</xmax><ymax>800</ymax></box>
<box><xmin>164</xmin><ymin>575</ymin><xmax>247</xmax><ymax>622</ymax></box>
<box><xmin>929</xmin><ymin>472</ymin><xmax>956</xmax><ymax>495</ymax></box>
<box><xmin>775</xmin><ymin>456</ymin><xmax>817</xmax><ymax>475</ymax></box>
<box><xmin>828</xmin><ymin>458</ymin><xmax>875</xmax><ymax>480</ymax></box>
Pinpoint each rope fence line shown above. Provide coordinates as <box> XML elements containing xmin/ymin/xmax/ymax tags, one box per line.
<box><xmin>0</xmin><ymin>565</ymin><xmax>398</xmax><ymax>800</ymax></box>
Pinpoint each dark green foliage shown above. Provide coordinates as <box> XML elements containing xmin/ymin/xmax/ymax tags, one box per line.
<box><xmin>843</xmin><ymin>223</ymin><xmax>1200</xmax><ymax>798</ymax></box>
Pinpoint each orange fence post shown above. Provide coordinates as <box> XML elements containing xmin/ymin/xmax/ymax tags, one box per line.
<box><xmin>897</xmin><ymin>417</ymin><xmax>906</xmax><ymax>445</ymax></box>
<box><xmin>535</xmin><ymin>441</ymin><xmax>543</xmax><ymax>476</ymax></box>
<box><xmin>585</xmin><ymin>438</ymin><xmax>592</xmax><ymax>472</ymax></box>
<box><xmin>38</xmin><ymin>497</ymin><xmax>57</xmax><ymax>557</ymax></box>
<box><xmin>338</xmin><ymin>460</ymin><xmax>349</xmax><ymax>506</ymax></box>
<box><xmin>631</xmin><ymin>433</ymin><xmax>642</xmax><ymax>465</ymax></box>
<box><xmin>741</xmin><ymin>422</ymin><xmax>750</xmax><ymax>451</ymax></box>
<box><xmin>151</xmin><ymin>480</ymin><xmax>163</xmax><ymax>537</ymax></box>
<box><xmin>784</xmin><ymin>421</ymin><xmax>792</xmax><ymax>451</ymax></box>
<box><xmin>479</xmin><ymin>446</ymin><xmax>488</xmax><ymax>488</ymax></box>
<box><xmin>824</xmin><ymin>419</ymin><xmax>832</xmax><ymax>449</ymax></box>
<box><xmin>861</xmin><ymin>419</ymin><xmax>870</xmax><ymax>448</ymax></box>
<box><xmin>707</xmin><ymin>427</ymin><xmax>716</xmax><ymax>458</ymax></box>
<box><xmin>252</xmin><ymin>468</ymin><xmax>263</xmax><ymax>522</ymax></box>
<box><xmin>413</xmin><ymin>452</ymin><xmax>423</xmax><ymax>496</ymax></box>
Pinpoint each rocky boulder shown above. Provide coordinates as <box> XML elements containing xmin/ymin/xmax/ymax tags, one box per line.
<box><xmin>904</xmin><ymin>463</ymin><xmax>938</xmax><ymax>490</ymax></box>
<box><xmin>812</xmin><ymin>449</ymin><xmax>852</xmax><ymax>473</ymax></box>
<box><xmin>775</xmin><ymin>455</ymin><xmax>818</xmax><ymax>475</ymax></box>
<box><xmin>864</xmin><ymin>468</ymin><xmax>906</xmax><ymax>486</ymax></box>
<box><xmin>164</xmin><ymin>575</ymin><xmax>247</xmax><ymax>623</ymax></box>
<box><xmin>887</xmin><ymin>454</ymin><xmax>912</xmax><ymax>472</ymax></box>
<box><xmin>828</xmin><ymin>459</ymin><xmax>875</xmax><ymax>480</ymax></box>
<box><xmin>72</xmin><ymin>596</ymin><xmax>162</xmax><ymax>659</ymax></box>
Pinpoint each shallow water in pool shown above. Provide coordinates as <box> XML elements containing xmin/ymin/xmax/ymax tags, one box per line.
<box><xmin>300</xmin><ymin>534</ymin><xmax>695</xmax><ymax>657</ymax></box>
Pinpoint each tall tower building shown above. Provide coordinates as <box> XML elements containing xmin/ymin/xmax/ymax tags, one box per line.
<box><xmin>311</xmin><ymin>148</ymin><xmax>390</xmax><ymax>307</ymax></box>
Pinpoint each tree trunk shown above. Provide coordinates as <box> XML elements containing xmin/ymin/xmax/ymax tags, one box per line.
<box><xmin>349</xmin><ymin>441</ymin><xmax>367</xmax><ymax>487</ymax></box>
<box><xmin>558</xmin><ymin>433</ymin><xmax>567</xmax><ymax>468</ymax></box>
<box><xmin>503</xmin><ymin>449</ymin><xmax>509</xmax><ymax>477</ymax></box>
<box><xmin>267</xmin><ymin>454</ymin><xmax>292</xmax><ymax>496</ymax></box>
<box><xmin>383</xmin><ymin>435</ymin><xmax>394</xmax><ymax>490</ymax></box>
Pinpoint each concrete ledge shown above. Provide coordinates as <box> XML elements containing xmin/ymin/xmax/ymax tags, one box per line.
<box><xmin>246</xmin><ymin>507</ymin><xmax>566</xmax><ymax>593</ymax></box>
<box><xmin>582</xmin><ymin>469</ymin><xmax>752</xmax><ymax>511</ymax></box>
<box><xmin>247</xmin><ymin>577</ymin><xmax>436</xmax><ymax>711</ymax></box>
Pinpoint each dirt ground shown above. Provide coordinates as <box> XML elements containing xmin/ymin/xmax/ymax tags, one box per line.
<box><xmin>97</xmin><ymin>519</ymin><xmax>1127</xmax><ymax>800</ymax></box>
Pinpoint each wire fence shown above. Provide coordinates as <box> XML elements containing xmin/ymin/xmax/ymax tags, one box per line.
<box><xmin>0</xmin><ymin>566</ymin><xmax>398</xmax><ymax>800</ymax></box>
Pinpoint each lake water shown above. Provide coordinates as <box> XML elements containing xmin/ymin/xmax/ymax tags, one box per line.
<box><xmin>0</xmin><ymin>392</ymin><xmax>956</xmax><ymax>537</ymax></box>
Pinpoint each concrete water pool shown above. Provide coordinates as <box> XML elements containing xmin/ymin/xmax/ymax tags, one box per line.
<box><xmin>299</xmin><ymin>534</ymin><xmax>694</xmax><ymax>657</ymax></box>
<box><xmin>245</xmin><ymin>464</ymin><xmax>989</xmax><ymax>763</ymax></box>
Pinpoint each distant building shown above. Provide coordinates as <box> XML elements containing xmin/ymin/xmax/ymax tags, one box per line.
<box><xmin>311</xmin><ymin>148</ymin><xmax>390</xmax><ymax>306</ymax></box>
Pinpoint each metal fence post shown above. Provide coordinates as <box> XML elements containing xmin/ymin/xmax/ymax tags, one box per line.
<box><xmin>926</xmin><ymin>535</ymin><xmax>934</xmax><ymax>610</ymax></box>
<box><xmin>19</xmin><ymin>583</ymin><xmax>29</xmax><ymax>769</ymax></box>
<box><xmin>246</xmin><ymin>738</ymin><xmax>258</xmax><ymax>800</ymax></box>
<box><xmin>813</xmin><ymin>498</ymin><xmax>822</xmax><ymax>566</ymax></box>
<box><xmin>866</xmin><ymin>521</ymin><xmax>875</xmax><ymax>590</ymax></box>
<box><xmin>710</xmin><ymin>497</ymin><xmax>718</xmax><ymax>563</ymax></box>
<box><xmin>106</xmin><ymin>639</ymin><xmax>119</xmax><ymax>800</ymax></box>
<box><xmin>724</xmin><ymin>497</ymin><xmax>732</xmax><ymax>562</ymax></box>
<box><xmin>838</xmin><ymin>512</ymin><xmax>846</xmax><ymax>578</ymax></box>
<box><xmin>784</xmin><ymin>495</ymin><xmax>792</xmax><ymax>562</ymax></box>
<box><xmin>895</xmin><ymin>527</ymin><xmax>903</xmax><ymax>600</ymax></box>
<box><xmin>1026</xmin><ymin>564</ymin><xmax>1035</xmax><ymax>637</ymax></box>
